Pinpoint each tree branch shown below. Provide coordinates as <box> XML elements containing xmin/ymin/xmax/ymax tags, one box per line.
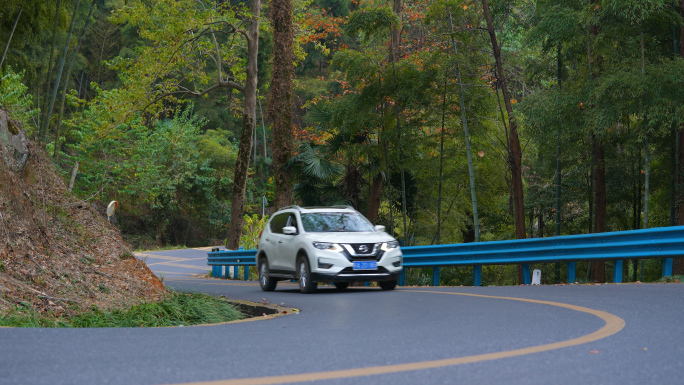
<box><xmin>142</xmin><ymin>79</ymin><xmax>245</xmax><ymax>111</ymax></box>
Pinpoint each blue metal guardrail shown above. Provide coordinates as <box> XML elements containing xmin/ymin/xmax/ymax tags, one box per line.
<box><xmin>207</xmin><ymin>226</ymin><xmax>684</xmax><ymax>286</ymax></box>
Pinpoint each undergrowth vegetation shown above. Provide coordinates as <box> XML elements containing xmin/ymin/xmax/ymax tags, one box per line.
<box><xmin>0</xmin><ymin>291</ymin><xmax>244</xmax><ymax>328</ymax></box>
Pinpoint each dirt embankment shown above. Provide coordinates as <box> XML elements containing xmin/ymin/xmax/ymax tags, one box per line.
<box><xmin>0</xmin><ymin>109</ymin><xmax>165</xmax><ymax>317</ymax></box>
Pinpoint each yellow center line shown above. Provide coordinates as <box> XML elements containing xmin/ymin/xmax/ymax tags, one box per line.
<box><xmin>167</xmin><ymin>278</ymin><xmax>259</xmax><ymax>286</ymax></box>
<box><xmin>138</xmin><ymin>254</ymin><xmax>209</xmax><ymax>262</ymax></box>
<box><xmin>166</xmin><ymin>278</ymin><xmax>303</xmax><ymax>287</ymax></box>
<box><xmin>135</xmin><ymin>253</ymin><xmax>187</xmax><ymax>261</ymax></box>
<box><xmin>146</xmin><ymin>261</ymin><xmax>209</xmax><ymax>269</ymax></box>
<box><xmin>152</xmin><ymin>271</ymin><xmax>196</xmax><ymax>275</ymax></box>
<box><xmin>171</xmin><ymin>289</ymin><xmax>625</xmax><ymax>385</ymax></box>
<box><xmin>193</xmin><ymin>246</ymin><xmax>226</xmax><ymax>251</ymax></box>
<box><xmin>146</xmin><ymin>257</ymin><xmax>188</xmax><ymax>263</ymax></box>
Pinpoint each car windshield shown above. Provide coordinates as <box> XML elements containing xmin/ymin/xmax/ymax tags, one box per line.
<box><xmin>301</xmin><ymin>212</ymin><xmax>375</xmax><ymax>232</ymax></box>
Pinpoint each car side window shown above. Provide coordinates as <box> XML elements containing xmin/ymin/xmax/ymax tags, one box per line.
<box><xmin>286</xmin><ymin>214</ymin><xmax>299</xmax><ymax>233</ymax></box>
<box><xmin>270</xmin><ymin>213</ymin><xmax>289</xmax><ymax>234</ymax></box>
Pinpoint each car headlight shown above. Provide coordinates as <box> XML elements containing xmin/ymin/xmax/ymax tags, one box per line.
<box><xmin>312</xmin><ymin>242</ymin><xmax>343</xmax><ymax>252</ymax></box>
<box><xmin>381</xmin><ymin>241</ymin><xmax>399</xmax><ymax>251</ymax></box>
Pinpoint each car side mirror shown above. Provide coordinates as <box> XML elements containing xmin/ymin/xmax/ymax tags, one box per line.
<box><xmin>374</xmin><ymin>225</ymin><xmax>386</xmax><ymax>232</ymax></box>
<box><xmin>283</xmin><ymin>226</ymin><xmax>297</xmax><ymax>235</ymax></box>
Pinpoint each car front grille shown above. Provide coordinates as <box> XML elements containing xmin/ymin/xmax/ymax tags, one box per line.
<box><xmin>341</xmin><ymin>243</ymin><xmax>381</xmax><ymax>259</ymax></box>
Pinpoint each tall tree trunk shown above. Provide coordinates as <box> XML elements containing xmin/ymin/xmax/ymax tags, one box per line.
<box><xmin>632</xmin><ymin>157</ymin><xmax>641</xmax><ymax>281</ymax></box>
<box><xmin>675</xmin><ymin>123</ymin><xmax>684</xmax><ymax>275</ymax></box>
<box><xmin>587</xmin><ymin>0</ymin><xmax>605</xmax><ymax>282</ymax></box>
<box><xmin>637</xmin><ymin>151</ymin><xmax>642</xmax><ymax>227</ymax></box>
<box><xmin>389</xmin><ymin>19</ymin><xmax>407</xmax><ymax>244</ymax></box>
<box><xmin>385</xmin><ymin>138</ymin><xmax>394</xmax><ymax>235</ymax></box>
<box><xmin>588</xmin><ymin>165</ymin><xmax>593</xmax><ymax>234</ymax></box>
<box><xmin>553</xmin><ymin>46</ymin><xmax>563</xmax><ymax>283</ymax></box>
<box><xmin>674</xmin><ymin>0</ymin><xmax>684</xmax><ymax>275</ymax></box>
<box><xmin>641</xmin><ymin>30</ymin><xmax>649</xmax><ymax>229</ymax></box>
<box><xmin>632</xmin><ymin>161</ymin><xmax>639</xmax><ymax>230</ymax></box>
<box><xmin>42</xmin><ymin>0</ymin><xmax>82</xmax><ymax>144</ymax></box>
<box><xmin>367</xmin><ymin>172</ymin><xmax>383</xmax><ymax>223</ymax></box>
<box><xmin>259</xmin><ymin>98</ymin><xmax>267</xmax><ymax>160</ymax></box>
<box><xmin>436</xmin><ymin>75</ymin><xmax>447</xmax><ymax>245</ymax></box>
<box><xmin>481</xmin><ymin>0</ymin><xmax>525</xmax><ymax>240</ymax></box>
<box><xmin>555</xmin><ymin>44</ymin><xmax>562</xmax><ymax>237</ymax></box>
<box><xmin>39</xmin><ymin>0</ymin><xmax>62</xmax><ymax>141</ymax></box>
<box><xmin>225</xmin><ymin>0</ymin><xmax>261</xmax><ymax>250</ymax></box>
<box><xmin>68</xmin><ymin>160</ymin><xmax>79</xmax><ymax>192</ymax></box>
<box><xmin>643</xmin><ymin>135</ymin><xmax>649</xmax><ymax>228</ymax></box>
<box><xmin>449</xmin><ymin>13</ymin><xmax>480</xmax><ymax>242</ymax></box>
<box><xmin>680</xmin><ymin>0</ymin><xmax>684</xmax><ymax>58</ymax></box>
<box><xmin>0</xmin><ymin>1</ymin><xmax>24</xmax><ymax>69</ymax></box>
<box><xmin>268</xmin><ymin>0</ymin><xmax>294</xmax><ymax>210</ymax></box>
<box><xmin>54</xmin><ymin>0</ymin><xmax>95</xmax><ymax>160</ymax></box>
<box><xmin>591</xmin><ymin>140</ymin><xmax>607</xmax><ymax>282</ymax></box>
<box><xmin>391</xmin><ymin>0</ymin><xmax>402</xmax><ymax>59</ymax></box>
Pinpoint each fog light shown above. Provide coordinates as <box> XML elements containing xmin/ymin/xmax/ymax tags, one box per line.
<box><xmin>318</xmin><ymin>258</ymin><xmax>333</xmax><ymax>269</ymax></box>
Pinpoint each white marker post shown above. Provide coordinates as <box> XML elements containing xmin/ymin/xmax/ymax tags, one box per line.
<box><xmin>532</xmin><ymin>269</ymin><xmax>542</xmax><ymax>285</ymax></box>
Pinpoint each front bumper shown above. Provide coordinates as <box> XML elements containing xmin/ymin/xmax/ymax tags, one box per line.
<box><xmin>310</xmin><ymin>247</ymin><xmax>403</xmax><ymax>282</ymax></box>
<box><xmin>311</xmin><ymin>268</ymin><xmax>402</xmax><ymax>282</ymax></box>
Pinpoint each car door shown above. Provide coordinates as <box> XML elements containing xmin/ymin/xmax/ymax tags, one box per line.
<box><xmin>268</xmin><ymin>213</ymin><xmax>298</xmax><ymax>273</ymax></box>
<box><xmin>263</xmin><ymin>213</ymin><xmax>288</xmax><ymax>272</ymax></box>
<box><xmin>278</xmin><ymin>214</ymin><xmax>301</xmax><ymax>272</ymax></box>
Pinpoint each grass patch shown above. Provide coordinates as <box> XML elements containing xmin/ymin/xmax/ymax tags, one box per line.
<box><xmin>657</xmin><ymin>275</ymin><xmax>684</xmax><ymax>283</ymax></box>
<box><xmin>0</xmin><ymin>292</ymin><xmax>245</xmax><ymax>328</ymax></box>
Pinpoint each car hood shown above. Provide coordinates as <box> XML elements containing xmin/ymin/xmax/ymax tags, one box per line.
<box><xmin>304</xmin><ymin>231</ymin><xmax>397</xmax><ymax>244</ymax></box>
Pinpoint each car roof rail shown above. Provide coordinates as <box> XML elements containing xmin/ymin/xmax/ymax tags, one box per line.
<box><xmin>330</xmin><ymin>205</ymin><xmax>355</xmax><ymax>210</ymax></box>
<box><xmin>300</xmin><ymin>205</ymin><xmax>356</xmax><ymax>211</ymax></box>
<box><xmin>276</xmin><ymin>205</ymin><xmax>301</xmax><ymax>212</ymax></box>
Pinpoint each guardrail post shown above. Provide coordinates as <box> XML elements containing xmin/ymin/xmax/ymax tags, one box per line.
<box><xmin>522</xmin><ymin>264</ymin><xmax>531</xmax><ymax>285</ymax></box>
<box><xmin>223</xmin><ymin>266</ymin><xmax>229</xmax><ymax>279</ymax></box>
<box><xmin>212</xmin><ymin>266</ymin><xmax>221</xmax><ymax>279</ymax></box>
<box><xmin>243</xmin><ymin>266</ymin><xmax>250</xmax><ymax>280</ymax></box>
<box><xmin>399</xmin><ymin>269</ymin><xmax>406</xmax><ymax>286</ymax></box>
<box><xmin>662</xmin><ymin>258</ymin><xmax>673</xmax><ymax>278</ymax></box>
<box><xmin>613</xmin><ymin>260</ymin><xmax>623</xmax><ymax>283</ymax></box>
<box><xmin>473</xmin><ymin>265</ymin><xmax>481</xmax><ymax>286</ymax></box>
<box><xmin>567</xmin><ymin>262</ymin><xmax>576</xmax><ymax>283</ymax></box>
<box><xmin>432</xmin><ymin>267</ymin><xmax>440</xmax><ymax>286</ymax></box>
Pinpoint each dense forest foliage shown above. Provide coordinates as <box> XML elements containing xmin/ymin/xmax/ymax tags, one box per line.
<box><xmin>2</xmin><ymin>0</ymin><xmax>683</xmax><ymax>284</ymax></box>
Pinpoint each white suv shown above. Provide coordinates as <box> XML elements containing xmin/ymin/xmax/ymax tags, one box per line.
<box><xmin>256</xmin><ymin>206</ymin><xmax>403</xmax><ymax>293</ymax></box>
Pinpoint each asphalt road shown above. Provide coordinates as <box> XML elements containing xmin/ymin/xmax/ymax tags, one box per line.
<box><xmin>1</xmin><ymin>248</ymin><xmax>682</xmax><ymax>385</ymax></box>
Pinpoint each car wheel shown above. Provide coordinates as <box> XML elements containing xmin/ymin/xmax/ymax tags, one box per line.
<box><xmin>334</xmin><ymin>282</ymin><xmax>349</xmax><ymax>290</ymax></box>
<box><xmin>297</xmin><ymin>256</ymin><xmax>317</xmax><ymax>294</ymax></box>
<box><xmin>259</xmin><ymin>258</ymin><xmax>277</xmax><ymax>291</ymax></box>
<box><xmin>379</xmin><ymin>280</ymin><xmax>397</xmax><ymax>290</ymax></box>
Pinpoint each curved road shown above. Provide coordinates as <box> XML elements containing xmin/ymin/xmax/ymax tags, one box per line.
<box><xmin>0</xmin><ymin>248</ymin><xmax>682</xmax><ymax>385</ymax></box>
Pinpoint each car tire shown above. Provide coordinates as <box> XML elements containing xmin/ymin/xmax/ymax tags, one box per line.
<box><xmin>297</xmin><ymin>256</ymin><xmax>317</xmax><ymax>294</ymax></box>
<box><xmin>259</xmin><ymin>258</ymin><xmax>277</xmax><ymax>291</ymax></box>
<box><xmin>379</xmin><ymin>280</ymin><xmax>397</xmax><ymax>290</ymax></box>
<box><xmin>334</xmin><ymin>282</ymin><xmax>349</xmax><ymax>290</ymax></box>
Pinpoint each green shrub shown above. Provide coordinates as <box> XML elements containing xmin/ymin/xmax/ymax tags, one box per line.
<box><xmin>240</xmin><ymin>214</ymin><xmax>269</xmax><ymax>250</ymax></box>
<box><xmin>0</xmin><ymin>67</ymin><xmax>38</xmax><ymax>135</ymax></box>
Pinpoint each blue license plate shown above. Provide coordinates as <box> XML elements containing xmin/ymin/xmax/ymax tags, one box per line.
<box><xmin>353</xmin><ymin>261</ymin><xmax>377</xmax><ymax>270</ymax></box>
